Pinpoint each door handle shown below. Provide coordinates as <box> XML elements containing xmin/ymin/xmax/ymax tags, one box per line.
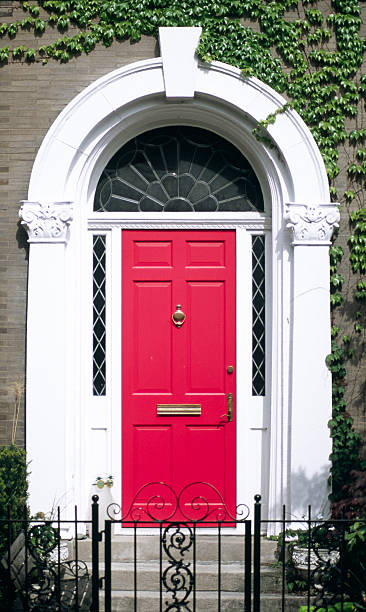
<box><xmin>221</xmin><ymin>393</ymin><xmax>233</xmax><ymax>422</ymax></box>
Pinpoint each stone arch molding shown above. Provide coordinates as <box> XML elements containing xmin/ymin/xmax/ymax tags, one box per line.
<box><xmin>23</xmin><ymin>27</ymin><xmax>332</xmax><ymax>210</ymax></box>
<box><xmin>20</xmin><ymin>27</ymin><xmax>340</xmax><ymax>523</ymax></box>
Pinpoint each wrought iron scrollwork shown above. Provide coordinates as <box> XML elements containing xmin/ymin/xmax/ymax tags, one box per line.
<box><xmin>24</xmin><ymin>523</ymin><xmax>60</xmax><ymax>610</ymax></box>
<box><xmin>17</xmin><ymin>523</ymin><xmax>90</xmax><ymax>611</ymax></box>
<box><xmin>162</xmin><ymin>524</ymin><xmax>194</xmax><ymax>611</ymax></box>
<box><xmin>106</xmin><ymin>482</ymin><xmax>250</xmax><ymax>612</ymax></box>
<box><xmin>107</xmin><ymin>481</ymin><xmax>250</xmax><ymax>522</ymax></box>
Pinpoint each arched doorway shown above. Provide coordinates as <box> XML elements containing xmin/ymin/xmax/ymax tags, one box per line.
<box><xmin>20</xmin><ymin>27</ymin><xmax>338</xmax><ymax>524</ymax></box>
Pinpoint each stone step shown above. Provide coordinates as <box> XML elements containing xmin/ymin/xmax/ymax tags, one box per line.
<box><xmin>98</xmin><ymin>589</ymin><xmax>306</xmax><ymax>612</ymax></box>
<box><xmin>94</xmin><ymin>561</ymin><xmax>282</xmax><ymax>592</ymax></box>
<box><xmin>76</xmin><ymin>535</ymin><xmax>277</xmax><ymax>564</ymax></box>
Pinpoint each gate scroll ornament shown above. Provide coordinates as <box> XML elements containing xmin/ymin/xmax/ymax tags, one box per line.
<box><xmin>107</xmin><ymin>481</ymin><xmax>250</xmax><ymax>523</ymax></box>
<box><xmin>107</xmin><ymin>482</ymin><xmax>250</xmax><ymax>611</ymax></box>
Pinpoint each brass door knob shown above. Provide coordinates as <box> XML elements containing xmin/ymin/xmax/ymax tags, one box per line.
<box><xmin>172</xmin><ymin>305</ymin><xmax>186</xmax><ymax>328</ymax></box>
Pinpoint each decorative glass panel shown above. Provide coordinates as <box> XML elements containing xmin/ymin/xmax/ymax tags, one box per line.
<box><xmin>94</xmin><ymin>126</ymin><xmax>264</xmax><ymax>213</ymax></box>
<box><xmin>252</xmin><ymin>235</ymin><xmax>265</xmax><ymax>396</ymax></box>
<box><xmin>93</xmin><ymin>235</ymin><xmax>106</xmax><ymax>396</ymax></box>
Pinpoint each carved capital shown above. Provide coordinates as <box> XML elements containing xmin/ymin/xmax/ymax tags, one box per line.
<box><xmin>285</xmin><ymin>203</ymin><xmax>340</xmax><ymax>245</ymax></box>
<box><xmin>19</xmin><ymin>201</ymin><xmax>74</xmax><ymax>243</ymax></box>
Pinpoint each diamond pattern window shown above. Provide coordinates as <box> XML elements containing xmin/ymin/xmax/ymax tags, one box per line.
<box><xmin>93</xmin><ymin>235</ymin><xmax>106</xmax><ymax>396</ymax></box>
<box><xmin>252</xmin><ymin>235</ymin><xmax>265</xmax><ymax>396</ymax></box>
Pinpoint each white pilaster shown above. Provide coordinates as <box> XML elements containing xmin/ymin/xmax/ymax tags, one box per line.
<box><xmin>285</xmin><ymin>203</ymin><xmax>340</xmax><ymax>517</ymax></box>
<box><xmin>19</xmin><ymin>201</ymin><xmax>73</xmax><ymax>515</ymax></box>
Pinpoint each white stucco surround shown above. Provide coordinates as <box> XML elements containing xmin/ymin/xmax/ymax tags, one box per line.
<box><xmin>20</xmin><ymin>28</ymin><xmax>339</xmax><ymax>524</ymax></box>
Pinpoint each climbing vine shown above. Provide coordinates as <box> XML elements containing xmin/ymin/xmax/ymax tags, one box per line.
<box><xmin>0</xmin><ymin>0</ymin><xmax>365</xmax><ymax>496</ymax></box>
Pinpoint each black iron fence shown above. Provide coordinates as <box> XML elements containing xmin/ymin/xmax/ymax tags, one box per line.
<box><xmin>0</xmin><ymin>500</ymin><xmax>101</xmax><ymax>611</ymax></box>
<box><xmin>103</xmin><ymin>482</ymin><xmax>253</xmax><ymax>612</ymax></box>
<box><xmin>255</xmin><ymin>498</ymin><xmax>366</xmax><ymax>612</ymax></box>
<box><xmin>1</xmin><ymin>485</ymin><xmax>365</xmax><ymax>612</ymax></box>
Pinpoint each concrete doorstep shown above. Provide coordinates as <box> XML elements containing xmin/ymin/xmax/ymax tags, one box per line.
<box><xmin>75</xmin><ymin>536</ymin><xmax>309</xmax><ymax>611</ymax></box>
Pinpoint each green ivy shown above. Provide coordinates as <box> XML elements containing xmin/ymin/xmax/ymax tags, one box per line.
<box><xmin>349</xmin><ymin>209</ymin><xmax>366</xmax><ymax>274</ymax></box>
<box><xmin>326</xmin><ymin>328</ymin><xmax>362</xmax><ymax>500</ymax></box>
<box><xmin>0</xmin><ymin>0</ymin><xmax>365</xmax><ymax>500</ymax></box>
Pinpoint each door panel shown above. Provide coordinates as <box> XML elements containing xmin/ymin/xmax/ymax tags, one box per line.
<box><xmin>122</xmin><ymin>230</ymin><xmax>236</xmax><ymax>520</ymax></box>
<box><xmin>187</xmin><ymin>281</ymin><xmax>225</xmax><ymax>393</ymax></box>
<box><xmin>133</xmin><ymin>425</ymin><xmax>173</xmax><ymax>484</ymax></box>
<box><xmin>132</xmin><ymin>281</ymin><xmax>172</xmax><ymax>393</ymax></box>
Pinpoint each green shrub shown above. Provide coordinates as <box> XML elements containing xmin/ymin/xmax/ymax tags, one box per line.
<box><xmin>0</xmin><ymin>445</ymin><xmax>28</xmax><ymax>608</ymax></box>
<box><xmin>0</xmin><ymin>445</ymin><xmax>28</xmax><ymax>546</ymax></box>
<box><xmin>298</xmin><ymin>604</ymin><xmax>357</xmax><ymax>612</ymax></box>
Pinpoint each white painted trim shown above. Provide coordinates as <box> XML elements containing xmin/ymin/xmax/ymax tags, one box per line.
<box><xmin>22</xmin><ymin>27</ymin><xmax>334</xmax><ymax>525</ymax></box>
<box><xmin>27</xmin><ymin>59</ymin><xmax>328</xmax><ymax>205</ymax></box>
<box><xmin>110</xmin><ymin>228</ymin><xmax>122</xmax><ymax>510</ymax></box>
<box><xmin>87</xmin><ymin>212</ymin><xmax>270</xmax><ymax>230</ymax></box>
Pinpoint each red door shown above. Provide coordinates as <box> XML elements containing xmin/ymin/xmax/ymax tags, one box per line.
<box><xmin>122</xmin><ymin>230</ymin><xmax>236</xmax><ymax>520</ymax></box>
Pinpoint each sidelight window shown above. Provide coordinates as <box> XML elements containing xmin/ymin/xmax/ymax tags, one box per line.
<box><xmin>252</xmin><ymin>235</ymin><xmax>265</xmax><ymax>396</ymax></box>
<box><xmin>92</xmin><ymin>235</ymin><xmax>106</xmax><ymax>396</ymax></box>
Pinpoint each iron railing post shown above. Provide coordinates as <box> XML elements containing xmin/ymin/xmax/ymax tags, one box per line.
<box><xmin>244</xmin><ymin>520</ymin><xmax>252</xmax><ymax>612</ymax></box>
<box><xmin>104</xmin><ymin>520</ymin><xmax>112</xmax><ymax>612</ymax></box>
<box><xmin>6</xmin><ymin>505</ymin><xmax>11</xmax><ymax>600</ymax></box>
<box><xmin>91</xmin><ymin>494</ymin><xmax>100</xmax><ymax>612</ymax></box>
<box><xmin>253</xmin><ymin>494</ymin><xmax>261</xmax><ymax>612</ymax></box>
<box><xmin>281</xmin><ymin>505</ymin><xmax>286</xmax><ymax>612</ymax></box>
<box><xmin>307</xmin><ymin>505</ymin><xmax>311</xmax><ymax>612</ymax></box>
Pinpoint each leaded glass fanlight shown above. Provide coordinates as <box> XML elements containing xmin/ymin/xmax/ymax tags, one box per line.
<box><xmin>94</xmin><ymin>126</ymin><xmax>264</xmax><ymax>213</ymax></box>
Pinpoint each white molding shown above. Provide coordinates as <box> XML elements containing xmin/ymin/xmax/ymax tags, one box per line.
<box><xmin>27</xmin><ymin>54</ymin><xmax>329</xmax><ymax>204</ymax></box>
<box><xmin>159</xmin><ymin>27</ymin><xmax>202</xmax><ymax>98</ymax></box>
<box><xmin>87</xmin><ymin>213</ymin><xmax>271</xmax><ymax>231</ymax></box>
<box><xmin>285</xmin><ymin>203</ymin><xmax>340</xmax><ymax>245</ymax></box>
<box><xmin>19</xmin><ymin>201</ymin><xmax>73</xmax><ymax>243</ymax></box>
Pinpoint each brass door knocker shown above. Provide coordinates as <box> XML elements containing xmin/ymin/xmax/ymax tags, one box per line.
<box><xmin>172</xmin><ymin>305</ymin><xmax>186</xmax><ymax>328</ymax></box>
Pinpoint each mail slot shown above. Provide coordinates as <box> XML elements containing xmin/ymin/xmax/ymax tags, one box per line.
<box><xmin>157</xmin><ymin>404</ymin><xmax>201</xmax><ymax>416</ymax></box>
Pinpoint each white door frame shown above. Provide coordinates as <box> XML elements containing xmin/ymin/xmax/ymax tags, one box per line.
<box><xmin>19</xmin><ymin>27</ymin><xmax>339</xmax><ymax>525</ymax></box>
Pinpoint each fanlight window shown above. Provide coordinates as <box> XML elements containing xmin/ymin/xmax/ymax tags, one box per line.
<box><xmin>94</xmin><ymin>126</ymin><xmax>264</xmax><ymax>213</ymax></box>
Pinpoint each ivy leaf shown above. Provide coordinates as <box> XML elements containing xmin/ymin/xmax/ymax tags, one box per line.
<box><xmin>0</xmin><ymin>46</ymin><xmax>9</xmax><ymax>62</ymax></box>
<box><xmin>12</xmin><ymin>45</ymin><xmax>25</xmax><ymax>59</ymax></box>
<box><xmin>24</xmin><ymin>47</ymin><xmax>36</xmax><ymax>61</ymax></box>
<box><xmin>28</xmin><ymin>4</ymin><xmax>40</xmax><ymax>17</ymax></box>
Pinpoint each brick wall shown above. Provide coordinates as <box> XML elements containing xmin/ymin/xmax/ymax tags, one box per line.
<box><xmin>0</xmin><ymin>1</ymin><xmax>156</xmax><ymax>446</ymax></box>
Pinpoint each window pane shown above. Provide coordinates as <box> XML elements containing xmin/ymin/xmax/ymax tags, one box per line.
<box><xmin>252</xmin><ymin>235</ymin><xmax>265</xmax><ymax>396</ymax></box>
<box><xmin>93</xmin><ymin>235</ymin><xmax>106</xmax><ymax>396</ymax></box>
<box><xmin>94</xmin><ymin>126</ymin><xmax>264</xmax><ymax>213</ymax></box>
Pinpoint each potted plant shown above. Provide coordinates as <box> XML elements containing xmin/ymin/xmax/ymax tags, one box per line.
<box><xmin>275</xmin><ymin>525</ymin><xmax>341</xmax><ymax>593</ymax></box>
<box><xmin>291</xmin><ymin>524</ymin><xmax>340</xmax><ymax>572</ymax></box>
